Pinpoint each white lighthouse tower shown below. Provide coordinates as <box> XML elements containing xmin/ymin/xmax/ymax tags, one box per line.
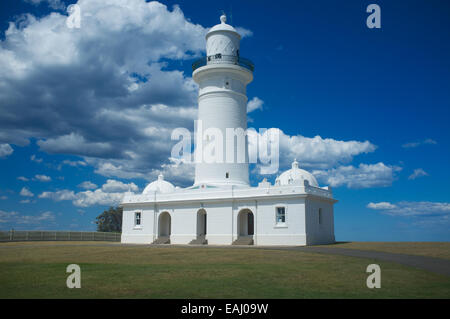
<box><xmin>192</xmin><ymin>14</ymin><xmax>254</xmax><ymax>188</ymax></box>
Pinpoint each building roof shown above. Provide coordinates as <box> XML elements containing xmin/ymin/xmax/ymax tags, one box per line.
<box><xmin>142</xmin><ymin>174</ymin><xmax>175</xmax><ymax>194</ymax></box>
<box><xmin>277</xmin><ymin>159</ymin><xmax>319</xmax><ymax>187</ymax></box>
<box><xmin>207</xmin><ymin>14</ymin><xmax>241</xmax><ymax>39</ymax></box>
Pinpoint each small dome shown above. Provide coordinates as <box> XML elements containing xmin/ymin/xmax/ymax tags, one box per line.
<box><xmin>207</xmin><ymin>14</ymin><xmax>241</xmax><ymax>38</ymax></box>
<box><xmin>278</xmin><ymin>159</ymin><xmax>319</xmax><ymax>187</ymax></box>
<box><xmin>142</xmin><ymin>174</ymin><xmax>175</xmax><ymax>194</ymax></box>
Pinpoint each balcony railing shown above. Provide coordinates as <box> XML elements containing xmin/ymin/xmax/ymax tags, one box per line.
<box><xmin>192</xmin><ymin>54</ymin><xmax>254</xmax><ymax>72</ymax></box>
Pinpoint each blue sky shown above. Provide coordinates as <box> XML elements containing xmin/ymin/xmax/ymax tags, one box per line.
<box><xmin>0</xmin><ymin>0</ymin><xmax>449</xmax><ymax>241</ymax></box>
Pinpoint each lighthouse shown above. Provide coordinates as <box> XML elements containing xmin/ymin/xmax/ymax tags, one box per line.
<box><xmin>121</xmin><ymin>13</ymin><xmax>336</xmax><ymax>247</ymax></box>
<box><xmin>192</xmin><ymin>14</ymin><xmax>254</xmax><ymax>188</ymax></box>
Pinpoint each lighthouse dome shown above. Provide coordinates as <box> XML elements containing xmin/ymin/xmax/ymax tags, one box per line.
<box><xmin>207</xmin><ymin>14</ymin><xmax>240</xmax><ymax>36</ymax></box>
<box><xmin>278</xmin><ymin>159</ymin><xmax>319</xmax><ymax>188</ymax></box>
<box><xmin>142</xmin><ymin>174</ymin><xmax>175</xmax><ymax>194</ymax></box>
<box><xmin>206</xmin><ymin>14</ymin><xmax>241</xmax><ymax>57</ymax></box>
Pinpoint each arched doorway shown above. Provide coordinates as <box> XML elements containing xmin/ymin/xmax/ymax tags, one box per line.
<box><xmin>197</xmin><ymin>209</ymin><xmax>207</xmax><ymax>237</ymax></box>
<box><xmin>158</xmin><ymin>212</ymin><xmax>171</xmax><ymax>238</ymax></box>
<box><xmin>238</xmin><ymin>209</ymin><xmax>254</xmax><ymax>237</ymax></box>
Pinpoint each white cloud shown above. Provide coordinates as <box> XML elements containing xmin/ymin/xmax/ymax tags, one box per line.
<box><xmin>39</xmin><ymin>189</ymin><xmax>76</xmax><ymax>201</ymax></box>
<box><xmin>408</xmin><ymin>168</ymin><xmax>428</xmax><ymax>180</ymax></box>
<box><xmin>78</xmin><ymin>181</ymin><xmax>98</xmax><ymax>190</ymax></box>
<box><xmin>38</xmin><ymin>133</ymin><xmax>115</xmax><ymax>158</ymax></box>
<box><xmin>367</xmin><ymin>201</ymin><xmax>450</xmax><ymax>217</ymax></box>
<box><xmin>62</xmin><ymin>160</ymin><xmax>87</xmax><ymax>167</ymax></box>
<box><xmin>24</xmin><ymin>0</ymin><xmax>66</xmax><ymax>10</ymax></box>
<box><xmin>0</xmin><ymin>0</ymin><xmax>207</xmax><ymax>182</ymax></box>
<box><xmin>0</xmin><ymin>195</ymin><xmax>7</xmax><ymax>200</ymax></box>
<box><xmin>101</xmin><ymin>179</ymin><xmax>138</xmax><ymax>193</ymax></box>
<box><xmin>20</xmin><ymin>187</ymin><xmax>34</xmax><ymax>197</ymax></box>
<box><xmin>249</xmin><ymin>128</ymin><xmax>377</xmax><ymax>173</ymax></box>
<box><xmin>39</xmin><ymin>179</ymin><xmax>138</xmax><ymax>207</ymax></box>
<box><xmin>367</xmin><ymin>202</ymin><xmax>397</xmax><ymax>210</ymax></box>
<box><xmin>402</xmin><ymin>139</ymin><xmax>437</xmax><ymax>148</ymax></box>
<box><xmin>34</xmin><ymin>174</ymin><xmax>51</xmax><ymax>182</ymax></box>
<box><xmin>313</xmin><ymin>162</ymin><xmax>401</xmax><ymax>189</ymax></box>
<box><xmin>247</xmin><ymin>97</ymin><xmax>263</xmax><ymax>113</ymax></box>
<box><xmin>0</xmin><ymin>144</ymin><xmax>13</xmax><ymax>158</ymax></box>
<box><xmin>0</xmin><ymin>210</ymin><xmax>55</xmax><ymax>225</ymax></box>
<box><xmin>235</xmin><ymin>27</ymin><xmax>253</xmax><ymax>38</ymax></box>
<box><xmin>72</xmin><ymin>189</ymin><xmax>127</xmax><ymax>207</ymax></box>
<box><xmin>30</xmin><ymin>155</ymin><xmax>43</xmax><ymax>163</ymax></box>
<box><xmin>17</xmin><ymin>176</ymin><xmax>29</xmax><ymax>181</ymax></box>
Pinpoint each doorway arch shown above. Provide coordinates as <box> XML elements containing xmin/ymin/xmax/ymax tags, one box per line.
<box><xmin>196</xmin><ymin>209</ymin><xmax>207</xmax><ymax>237</ymax></box>
<box><xmin>237</xmin><ymin>209</ymin><xmax>254</xmax><ymax>236</ymax></box>
<box><xmin>158</xmin><ymin>212</ymin><xmax>171</xmax><ymax>237</ymax></box>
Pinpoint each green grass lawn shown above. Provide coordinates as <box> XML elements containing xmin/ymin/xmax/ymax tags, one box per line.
<box><xmin>329</xmin><ymin>242</ymin><xmax>450</xmax><ymax>260</ymax></box>
<box><xmin>0</xmin><ymin>242</ymin><xmax>449</xmax><ymax>298</ymax></box>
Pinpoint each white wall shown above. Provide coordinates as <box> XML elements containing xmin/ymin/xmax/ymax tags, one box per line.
<box><xmin>121</xmin><ymin>207</ymin><xmax>155</xmax><ymax>244</ymax></box>
<box><xmin>254</xmin><ymin>198</ymin><xmax>307</xmax><ymax>246</ymax></box>
<box><xmin>121</xmin><ymin>195</ymin><xmax>334</xmax><ymax>246</ymax></box>
<box><xmin>305</xmin><ymin>199</ymin><xmax>335</xmax><ymax>245</ymax></box>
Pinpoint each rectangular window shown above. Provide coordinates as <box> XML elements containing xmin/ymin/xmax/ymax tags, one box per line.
<box><xmin>276</xmin><ymin>207</ymin><xmax>286</xmax><ymax>224</ymax></box>
<box><xmin>319</xmin><ymin>208</ymin><xmax>322</xmax><ymax>225</ymax></box>
<box><xmin>135</xmin><ymin>212</ymin><xmax>141</xmax><ymax>226</ymax></box>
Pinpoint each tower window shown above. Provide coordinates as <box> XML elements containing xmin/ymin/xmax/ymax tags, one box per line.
<box><xmin>276</xmin><ymin>207</ymin><xmax>286</xmax><ymax>224</ymax></box>
<box><xmin>319</xmin><ymin>208</ymin><xmax>322</xmax><ymax>225</ymax></box>
<box><xmin>135</xmin><ymin>212</ymin><xmax>141</xmax><ymax>226</ymax></box>
<box><xmin>226</xmin><ymin>172</ymin><xmax>229</xmax><ymax>178</ymax></box>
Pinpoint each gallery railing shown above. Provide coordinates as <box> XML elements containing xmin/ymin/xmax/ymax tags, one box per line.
<box><xmin>192</xmin><ymin>54</ymin><xmax>255</xmax><ymax>72</ymax></box>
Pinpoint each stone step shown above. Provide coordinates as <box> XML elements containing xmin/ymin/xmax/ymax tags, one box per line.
<box><xmin>232</xmin><ymin>236</ymin><xmax>254</xmax><ymax>245</ymax></box>
<box><xmin>152</xmin><ymin>236</ymin><xmax>170</xmax><ymax>244</ymax></box>
<box><xmin>189</xmin><ymin>236</ymin><xmax>208</xmax><ymax>245</ymax></box>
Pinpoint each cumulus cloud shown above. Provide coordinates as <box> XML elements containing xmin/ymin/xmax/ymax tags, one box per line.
<box><xmin>30</xmin><ymin>155</ymin><xmax>43</xmax><ymax>163</ymax></box>
<box><xmin>39</xmin><ymin>179</ymin><xmax>138</xmax><ymax>207</ymax></box>
<box><xmin>78</xmin><ymin>181</ymin><xmax>98</xmax><ymax>190</ymax></box>
<box><xmin>0</xmin><ymin>144</ymin><xmax>13</xmax><ymax>158</ymax></box>
<box><xmin>39</xmin><ymin>189</ymin><xmax>76</xmax><ymax>201</ymax></box>
<box><xmin>101</xmin><ymin>179</ymin><xmax>138</xmax><ymax>193</ymax></box>
<box><xmin>249</xmin><ymin>128</ymin><xmax>377</xmax><ymax>172</ymax></box>
<box><xmin>313</xmin><ymin>162</ymin><xmax>401</xmax><ymax>188</ymax></box>
<box><xmin>17</xmin><ymin>176</ymin><xmax>30</xmax><ymax>181</ymax></box>
<box><xmin>61</xmin><ymin>160</ymin><xmax>87</xmax><ymax>167</ymax></box>
<box><xmin>235</xmin><ymin>27</ymin><xmax>253</xmax><ymax>38</ymax></box>
<box><xmin>247</xmin><ymin>97</ymin><xmax>263</xmax><ymax>113</ymax></box>
<box><xmin>367</xmin><ymin>201</ymin><xmax>450</xmax><ymax>218</ymax></box>
<box><xmin>0</xmin><ymin>0</ymin><xmax>206</xmax><ymax>183</ymax></box>
<box><xmin>408</xmin><ymin>168</ymin><xmax>428</xmax><ymax>180</ymax></box>
<box><xmin>0</xmin><ymin>210</ymin><xmax>55</xmax><ymax>225</ymax></box>
<box><xmin>24</xmin><ymin>0</ymin><xmax>66</xmax><ymax>10</ymax></box>
<box><xmin>34</xmin><ymin>174</ymin><xmax>51</xmax><ymax>182</ymax></box>
<box><xmin>367</xmin><ymin>202</ymin><xmax>397</xmax><ymax>210</ymax></box>
<box><xmin>402</xmin><ymin>139</ymin><xmax>437</xmax><ymax>148</ymax></box>
<box><xmin>20</xmin><ymin>187</ymin><xmax>34</xmax><ymax>197</ymax></box>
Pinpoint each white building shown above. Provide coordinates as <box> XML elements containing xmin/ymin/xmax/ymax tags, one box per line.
<box><xmin>121</xmin><ymin>15</ymin><xmax>337</xmax><ymax>246</ymax></box>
